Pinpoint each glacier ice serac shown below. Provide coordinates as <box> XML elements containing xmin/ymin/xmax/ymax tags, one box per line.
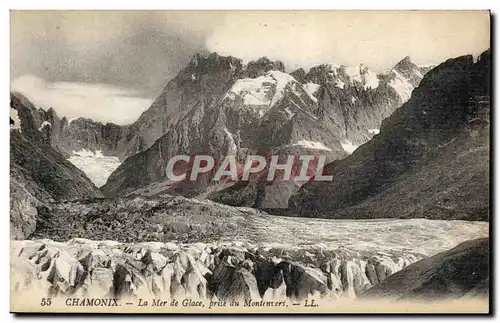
<box><xmin>68</xmin><ymin>149</ymin><xmax>121</xmax><ymax>187</ymax></box>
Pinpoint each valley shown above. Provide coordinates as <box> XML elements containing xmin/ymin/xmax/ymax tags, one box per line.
<box><xmin>10</xmin><ymin>47</ymin><xmax>491</xmax><ymax>309</ymax></box>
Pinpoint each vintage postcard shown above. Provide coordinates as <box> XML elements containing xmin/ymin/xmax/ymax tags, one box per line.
<box><xmin>10</xmin><ymin>10</ymin><xmax>490</xmax><ymax>314</ymax></box>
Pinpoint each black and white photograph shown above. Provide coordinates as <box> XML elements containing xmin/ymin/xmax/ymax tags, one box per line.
<box><xmin>9</xmin><ymin>10</ymin><xmax>491</xmax><ymax>314</ymax></box>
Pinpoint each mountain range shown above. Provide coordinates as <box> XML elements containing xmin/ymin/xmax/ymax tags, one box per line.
<box><xmin>12</xmin><ymin>54</ymin><xmax>431</xmax><ymax>192</ymax></box>
<box><xmin>101</xmin><ymin>54</ymin><xmax>432</xmax><ymax>201</ymax></box>
<box><xmin>10</xmin><ymin>50</ymin><xmax>490</xmax><ymax>237</ymax></box>
<box><xmin>9</xmin><ymin>49</ymin><xmax>491</xmax><ymax>305</ymax></box>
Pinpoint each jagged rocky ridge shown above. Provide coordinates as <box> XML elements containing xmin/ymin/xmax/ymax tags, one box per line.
<box><xmin>289</xmin><ymin>50</ymin><xmax>490</xmax><ymax>221</ymax></box>
<box><xmin>10</xmin><ymin>92</ymin><xmax>124</xmax><ymax>159</ymax></box>
<box><xmin>10</xmin><ymin>95</ymin><xmax>102</xmax><ymax>240</ymax></box>
<box><xmin>101</xmin><ymin>54</ymin><xmax>429</xmax><ymax>204</ymax></box>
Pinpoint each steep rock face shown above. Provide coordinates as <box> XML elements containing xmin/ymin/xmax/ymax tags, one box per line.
<box><xmin>289</xmin><ymin>50</ymin><xmax>490</xmax><ymax>220</ymax></box>
<box><xmin>10</xmin><ymin>166</ymin><xmax>44</xmax><ymax>240</ymax></box>
<box><xmin>101</xmin><ymin>65</ymin><xmax>347</xmax><ymax>198</ymax></box>
<box><xmin>58</xmin><ymin>118</ymin><xmax>124</xmax><ymax>157</ymax></box>
<box><xmin>114</xmin><ymin>53</ymin><xmax>245</xmax><ymax>159</ymax></box>
<box><xmin>10</xmin><ymin>95</ymin><xmax>103</xmax><ymax>239</ymax></box>
<box><xmin>362</xmin><ymin>238</ymin><xmax>489</xmax><ymax>300</ymax></box>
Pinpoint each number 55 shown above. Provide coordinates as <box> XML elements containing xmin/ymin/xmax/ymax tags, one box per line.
<box><xmin>41</xmin><ymin>298</ymin><xmax>52</xmax><ymax>306</ymax></box>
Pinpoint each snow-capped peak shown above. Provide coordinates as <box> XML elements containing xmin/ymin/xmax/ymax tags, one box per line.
<box><xmin>267</xmin><ymin>71</ymin><xmax>296</xmax><ymax>106</ymax></box>
<box><xmin>223</xmin><ymin>70</ymin><xmax>298</xmax><ymax>114</ymax></box>
<box><xmin>384</xmin><ymin>56</ymin><xmax>425</xmax><ymax>103</ymax></box>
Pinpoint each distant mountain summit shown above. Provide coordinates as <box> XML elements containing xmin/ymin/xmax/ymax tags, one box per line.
<box><xmin>99</xmin><ymin>53</ymin><xmax>430</xmax><ymax>204</ymax></box>
<box><xmin>381</xmin><ymin>56</ymin><xmax>431</xmax><ymax>102</ymax></box>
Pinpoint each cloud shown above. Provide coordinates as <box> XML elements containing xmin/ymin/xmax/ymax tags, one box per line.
<box><xmin>10</xmin><ymin>11</ymin><xmax>223</xmax><ymax>94</ymax></box>
<box><xmin>11</xmin><ymin>75</ymin><xmax>153</xmax><ymax>125</ymax></box>
<box><xmin>206</xmin><ymin>11</ymin><xmax>490</xmax><ymax>71</ymax></box>
<box><xmin>10</xmin><ymin>11</ymin><xmax>490</xmax><ymax>125</ymax></box>
<box><xmin>11</xmin><ymin>11</ymin><xmax>490</xmax><ymax>89</ymax></box>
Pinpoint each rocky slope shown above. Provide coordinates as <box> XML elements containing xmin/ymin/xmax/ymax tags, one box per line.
<box><xmin>362</xmin><ymin>238</ymin><xmax>489</xmax><ymax>300</ymax></box>
<box><xmin>101</xmin><ymin>56</ymin><xmax>347</xmax><ymax>198</ymax></box>
<box><xmin>289</xmin><ymin>50</ymin><xmax>490</xmax><ymax>221</ymax></box>
<box><xmin>12</xmin><ymin>191</ymin><xmax>487</xmax><ymax>302</ymax></box>
<box><xmin>102</xmin><ymin>54</ymin><xmax>429</xmax><ymax>203</ymax></box>
<box><xmin>11</xmin><ymin>92</ymin><xmax>124</xmax><ymax>158</ymax></box>
<box><xmin>10</xmin><ymin>94</ymin><xmax>102</xmax><ymax>239</ymax></box>
<box><xmin>10</xmin><ymin>92</ymin><xmax>124</xmax><ymax>187</ymax></box>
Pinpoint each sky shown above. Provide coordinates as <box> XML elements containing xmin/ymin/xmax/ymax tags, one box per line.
<box><xmin>10</xmin><ymin>10</ymin><xmax>490</xmax><ymax>125</ymax></box>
